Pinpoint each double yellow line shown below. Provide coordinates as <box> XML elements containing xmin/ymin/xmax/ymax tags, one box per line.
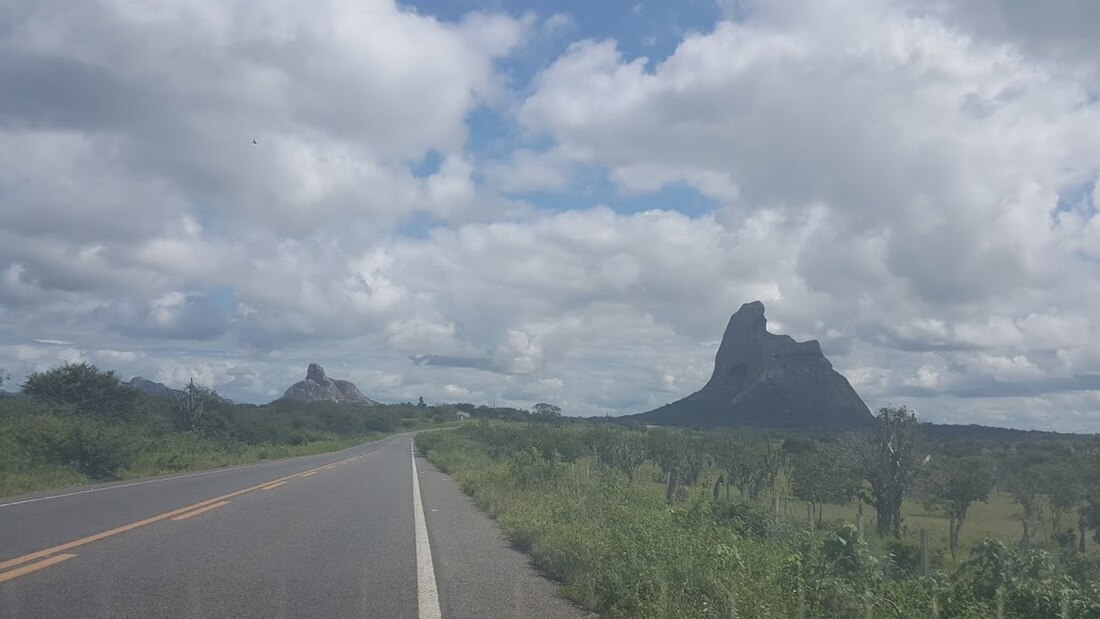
<box><xmin>0</xmin><ymin>454</ymin><xmax>364</xmax><ymax>584</ymax></box>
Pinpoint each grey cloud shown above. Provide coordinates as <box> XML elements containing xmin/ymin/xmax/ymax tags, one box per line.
<box><xmin>950</xmin><ymin>374</ymin><xmax>1100</xmax><ymax>399</ymax></box>
<box><xmin>409</xmin><ymin>354</ymin><xmax>501</xmax><ymax>372</ymax></box>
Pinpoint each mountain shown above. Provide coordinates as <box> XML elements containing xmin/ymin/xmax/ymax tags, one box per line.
<box><xmin>278</xmin><ymin>363</ymin><xmax>379</xmax><ymax>405</ymax></box>
<box><xmin>125</xmin><ymin>376</ymin><xmax>185</xmax><ymax>399</ymax></box>
<box><xmin>632</xmin><ymin>301</ymin><xmax>873</xmax><ymax>429</ymax></box>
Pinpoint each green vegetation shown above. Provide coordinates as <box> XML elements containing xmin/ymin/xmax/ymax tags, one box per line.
<box><xmin>0</xmin><ymin>362</ymin><xmax>462</xmax><ymax>497</ymax></box>
<box><xmin>417</xmin><ymin>417</ymin><xmax>1100</xmax><ymax>618</ymax></box>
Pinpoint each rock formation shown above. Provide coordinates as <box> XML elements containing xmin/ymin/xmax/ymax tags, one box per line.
<box><xmin>279</xmin><ymin>363</ymin><xmax>378</xmax><ymax>405</ymax></box>
<box><xmin>634</xmin><ymin>301</ymin><xmax>872</xmax><ymax>429</ymax></box>
<box><xmin>126</xmin><ymin>376</ymin><xmax>184</xmax><ymax>399</ymax></box>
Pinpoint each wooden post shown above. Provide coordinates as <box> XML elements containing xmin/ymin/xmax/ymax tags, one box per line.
<box><xmin>807</xmin><ymin>503</ymin><xmax>814</xmax><ymax>530</ymax></box>
<box><xmin>920</xmin><ymin>529</ymin><xmax>929</xmax><ymax>577</ymax></box>
<box><xmin>996</xmin><ymin>588</ymin><xmax>1004</xmax><ymax>619</ymax></box>
<box><xmin>857</xmin><ymin>502</ymin><xmax>864</xmax><ymax>537</ymax></box>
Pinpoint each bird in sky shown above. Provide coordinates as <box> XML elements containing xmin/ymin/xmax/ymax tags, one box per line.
<box><xmin>252</xmin><ymin>139</ymin><xmax>258</xmax><ymax>145</ymax></box>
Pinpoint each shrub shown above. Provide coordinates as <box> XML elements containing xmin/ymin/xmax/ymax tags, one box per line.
<box><xmin>22</xmin><ymin>363</ymin><xmax>137</xmax><ymax>420</ymax></box>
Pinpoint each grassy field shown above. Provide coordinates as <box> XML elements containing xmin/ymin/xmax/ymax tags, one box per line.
<box><xmin>417</xmin><ymin>423</ymin><xmax>1100</xmax><ymax>619</ymax></box>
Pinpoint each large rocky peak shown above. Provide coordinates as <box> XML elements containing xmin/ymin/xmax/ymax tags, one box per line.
<box><xmin>279</xmin><ymin>364</ymin><xmax>378</xmax><ymax>405</ymax></box>
<box><xmin>636</xmin><ymin>301</ymin><xmax>872</xmax><ymax>429</ymax></box>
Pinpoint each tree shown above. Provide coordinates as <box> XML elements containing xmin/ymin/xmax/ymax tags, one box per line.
<box><xmin>1004</xmin><ymin>457</ymin><xmax>1044</xmax><ymax>549</ymax></box>
<box><xmin>417</xmin><ymin>396</ymin><xmax>426</xmax><ymax>408</ymax></box>
<box><xmin>1037</xmin><ymin>463</ymin><xmax>1083</xmax><ymax>538</ymax></box>
<box><xmin>926</xmin><ymin>456</ymin><xmax>997</xmax><ymax>558</ymax></box>
<box><xmin>646</xmin><ymin>430</ymin><xmax>706</xmax><ymax>501</ymax></box>
<box><xmin>1083</xmin><ymin>492</ymin><xmax>1100</xmax><ymax>547</ymax></box>
<box><xmin>22</xmin><ymin>362</ymin><xmax>137</xmax><ymax>420</ymax></box>
<box><xmin>849</xmin><ymin>406</ymin><xmax>923</xmax><ymax>537</ymax></box>
<box><xmin>590</xmin><ymin>428</ymin><xmax>646</xmax><ymax>481</ymax></box>
<box><xmin>709</xmin><ymin>433</ymin><xmax>776</xmax><ymax>501</ymax></box>
<box><xmin>791</xmin><ymin>445</ymin><xmax>860</xmax><ymax>527</ymax></box>
<box><xmin>530</xmin><ymin>403</ymin><xmax>562</xmax><ymax>424</ymax></box>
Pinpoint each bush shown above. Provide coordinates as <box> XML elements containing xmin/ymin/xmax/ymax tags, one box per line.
<box><xmin>22</xmin><ymin>363</ymin><xmax>137</xmax><ymax>420</ymax></box>
<box><xmin>14</xmin><ymin>415</ymin><xmax>137</xmax><ymax>480</ymax></box>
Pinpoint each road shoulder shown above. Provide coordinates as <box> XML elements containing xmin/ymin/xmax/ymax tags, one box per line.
<box><xmin>416</xmin><ymin>455</ymin><xmax>594</xmax><ymax>619</ymax></box>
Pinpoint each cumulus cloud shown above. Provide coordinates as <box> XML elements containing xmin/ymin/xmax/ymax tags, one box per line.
<box><xmin>2</xmin><ymin>0</ymin><xmax>1099</xmax><ymax>431</ymax></box>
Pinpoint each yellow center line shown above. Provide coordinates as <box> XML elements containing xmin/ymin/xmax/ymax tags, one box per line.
<box><xmin>171</xmin><ymin>500</ymin><xmax>230</xmax><ymax>521</ymax></box>
<box><xmin>261</xmin><ymin>481</ymin><xmax>287</xmax><ymax>490</ymax></box>
<box><xmin>0</xmin><ymin>453</ymin><xmax>362</xmax><ymax>573</ymax></box>
<box><xmin>0</xmin><ymin>554</ymin><xmax>77</xmax><ymax>583</ymax></box>
<box><xmin>299</xmin><ymin>471</ymin><xmax>318</xmax><ymax>478</ymax></box>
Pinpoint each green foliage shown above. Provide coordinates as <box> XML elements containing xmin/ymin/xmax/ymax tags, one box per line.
<box><xmin>646</xmin><ymin>429</ymin><xmax>707</xmax><ymax>486</ymax></box>
<box><xmin>590</xmin><ymin>426</ymin><xmax>647</xmax><ymax>481</ymax></box>
<box><xmin>924</xmin><ymin>456</ymin><xmax>997</xmax><ymax>557</ymax></box>
<box><xmin>530</xmin><ymin>402</ymin><xmax>563</xmax><ymax>424</ymax></box>
<box><xmin>11</xmin><ymin>414</ymin><xmax>136</xmax><ymax>480</ymax></box>
<box><xmin>1</xmin><ymin>362</ymin><xmax>456</xmax><ymax>497</ymax></box>
<box><xmin>22</xmin><ymin>362</ymin><xmax>137</xmax><ymax>420</ymax></box>
<box><xmin>850</xmin><ymin>405</ymin><xmax>923</xmax><ymax>537</ymax></box>
<box><xmin>791</xmin><ymin>444</ymin><xmax>859</xmax><ymax>507</ymax></box>
<box><xmin>419</xmin><ymin>421</ymin><xmax>1100</xmax><ymax>619</ymax></box>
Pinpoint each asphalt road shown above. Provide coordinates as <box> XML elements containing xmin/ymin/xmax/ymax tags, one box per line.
<box><xmin>0</xmin><ymin>433</ymin><xmax>590</xmax><ymax>618</ymax></box>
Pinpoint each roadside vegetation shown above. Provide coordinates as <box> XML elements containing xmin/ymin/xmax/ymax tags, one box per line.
<box><xmin>416</xmin><ymin>412</ymin><xmax>1100</xmax><ymax>618</ymax></box>
<box><xmin>0</xmin><ymin>362</ymin><xmax>464</xmax><ymax>497</ymax></box>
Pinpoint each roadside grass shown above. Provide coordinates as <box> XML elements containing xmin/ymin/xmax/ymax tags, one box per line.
<box><xmin>0</xmin><ymin>397</ymin><xmax>457</xmax><ymax>498</ymax></box>
<box><xmin>417</xmin><ymin>424</ymin><xmax>1100</xmax><ymax>619</ymax></box>
<box><xmin>418</xmin><ymin>427</ymin><xmax>931</xmax><ymax>618</ymax></box>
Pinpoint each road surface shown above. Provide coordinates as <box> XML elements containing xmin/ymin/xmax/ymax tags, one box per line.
<box><xmin>0</xmin><ymin>433</ymin><xmax>589</xmax><ymax>618</ymax></box>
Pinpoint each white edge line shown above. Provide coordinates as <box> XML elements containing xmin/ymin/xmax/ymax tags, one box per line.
<box><xmin>412</xmin><ymin>439</ymin><xmax>443</xmax><ymax>619</ymax></box>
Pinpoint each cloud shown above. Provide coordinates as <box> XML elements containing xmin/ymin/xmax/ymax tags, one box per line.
<box><xmin>1</xmin><ymin>0</ymin><xmax>1100</xmax><ymax>431</ymax></box>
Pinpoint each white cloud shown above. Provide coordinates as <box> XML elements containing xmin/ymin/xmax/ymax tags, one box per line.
<box><xmin>2</xmin><ymin>0</ymin><xmax>1100</xmax><ymax>431</ymax></box>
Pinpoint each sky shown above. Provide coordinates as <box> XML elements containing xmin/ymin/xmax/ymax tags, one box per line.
<box><xmin>2</xmin><ymin>0</ymin><xmax>1100</xmax><ymax>432</ymax></box>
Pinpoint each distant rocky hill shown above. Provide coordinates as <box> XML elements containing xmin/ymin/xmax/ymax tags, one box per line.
<box><xmin>631</xmin><ymin>301</ymin><xmax>873</xmax><ymax>429</ymax></box>
<box><xmin>125</xmin><ymin>376</ymin><xmax>185</xmax><ymax>399</ymax></box>
<box><xmin>278</xmin><ymin>363</ymin><xmax>378</xmax><ymax>405</ymax></box>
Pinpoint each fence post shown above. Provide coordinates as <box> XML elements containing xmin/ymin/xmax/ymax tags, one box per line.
<box><xmin>996</xmin><ymin>587</ymin><xmax>1005</xmax><ymax>619</ymax></box>
<box><xmin>920</xmin><ymin>529</ymin><xmax>929</xmax><ymax>577</ymax></box>
<box><xmin>807</xmin><ymin>503</ymin><xmax>814</xmax><ymax>529</ymax></box>
<box><xmin>857</xmin><ymin>502</ymin><xmax>864</xmax><ymax>537</ymax></box>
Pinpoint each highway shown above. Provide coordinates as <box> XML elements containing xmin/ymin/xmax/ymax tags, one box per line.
<box><xmin>0</xmin><ymin>434</ymin><xmax>589</xmax><ymax>618</ymax></box>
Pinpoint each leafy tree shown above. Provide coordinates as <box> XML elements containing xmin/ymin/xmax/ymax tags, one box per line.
<box><xmin>1004</xmin><ymin>456</ymin><xmax>1045</xmax><ymax>549</ymax></box>
<box><xmin>22</xmin><ymin>362</ymin><xmax>137</xmax><ymax>420</ymax></box>
<box><xmin>925</xmin><ymin>456</ymin><xmax>997</xmax><ymax>558</ymax></box>
<box><xmin>417</xmin><ymin>396</ymin><xmax>426</xmax><ymax>408</ymax></box>
<box><xmin>1037</xmin><ymin>463</ymin><xmax>1084</xmax><ymax>537</ymax></box>
<box><xmin>530</xmin><ymin>402</ymin><xmax>562</xmax><ymax>424</ymax></box>
<box><xmin>848</xmin><ymin>406</ymin><xmax>923</xmax><ymax>537</ymax></box>
<box><xmin>791</xmin><ymin>445</ymin><xmax>860</xmax><ymax>527</ymax></box>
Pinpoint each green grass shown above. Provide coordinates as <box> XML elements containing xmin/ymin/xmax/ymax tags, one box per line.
<box><xmin>416</xmin><ymin>424</ymin><xmax>1100</xmax><ymax>619</ymax></box>
<box><xmin>0</xmin><ymin>396</ymin><xmax>459</xmax><ymax>498</ymax></box>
